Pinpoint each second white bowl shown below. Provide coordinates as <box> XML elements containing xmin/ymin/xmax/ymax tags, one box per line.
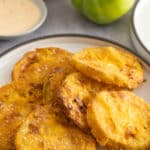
<box><xmin>131</xmin><ymin>0</ymin><xmax>150</xmax><ymax>64</ymax></box>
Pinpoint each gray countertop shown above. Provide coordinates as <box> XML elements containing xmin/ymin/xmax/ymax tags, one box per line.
<box><xmin>0</xmin><ymin>0</ymin><xmax>135</xmax><ymax>55</ymax></box>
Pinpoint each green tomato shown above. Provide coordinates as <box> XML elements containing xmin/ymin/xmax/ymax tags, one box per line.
<box><xmin>72</xmin><ymin>0</ymin><xmax>135</xmax><ymax>24</ymax></box>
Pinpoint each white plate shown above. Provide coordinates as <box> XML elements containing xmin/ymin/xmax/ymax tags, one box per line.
<box><xmin>0</xmin><ymin>34</ymin><xmax>150</xmax><ymax>150</ymax></box>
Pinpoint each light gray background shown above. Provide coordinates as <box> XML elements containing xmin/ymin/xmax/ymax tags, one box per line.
<box><xmin>0</xmin><ymin>0</ymin><xmax>135</xmax><ymax>54</ymax></box>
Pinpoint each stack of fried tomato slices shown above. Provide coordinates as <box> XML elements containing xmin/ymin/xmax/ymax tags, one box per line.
<box><xmin>0</xmin><ymin>46</ymin><xmax>150</xmax><ymax>150</ymax></box>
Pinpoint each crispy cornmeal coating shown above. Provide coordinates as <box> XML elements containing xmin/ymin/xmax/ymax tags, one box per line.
<box><xmin>43</xmin><ymin>64</ymin><xmax>74</xmax><ymax>104</ymax></box>
<box><xmin>15</xmin><ymin>105</ymin><xmax>96</xmax><ymax>150</ymax></box>
<box><xmin>72</xmin><ymin>47</ymin><xmax>143</xmax><ymax>89</ymax></box>
<box><xmin>58</xmin><ymin>72</ymin><xmax>102</xmax><ymax>131</ymax></box>
<box><xmin>0</xmin><ymin>80</ymin><xmax>42</xmax><ymax>150</ymax></box>
<box><xmin>87</xmin><ymin>87</ymin><xmax>150</xmax><ymax>150</ymax></box>
<box><xmin>12</xmin><ymin>47</ymin><xmax>73</xmax><ymax>85</ymax></box>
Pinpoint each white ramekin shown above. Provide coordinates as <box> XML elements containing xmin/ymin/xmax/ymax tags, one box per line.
<box><xmin>131</xmin><ymin>0</ymin><xmax>150</xmax><ymax>64</ymax></box>
<box><xmin>0</xmin><ymin>0</ymin><xmax>47</xmax><ymax>39</ymax></box>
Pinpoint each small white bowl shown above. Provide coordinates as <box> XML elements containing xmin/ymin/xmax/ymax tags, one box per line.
<box><xmin>0</xmin><ymin>0</ymin><xmax>47</xmax><ymax>39</ymax></box>
<box><xmin>131</xmin><ymin>0</ymin><xmax>150</xmax><ymax>64</ymax></box>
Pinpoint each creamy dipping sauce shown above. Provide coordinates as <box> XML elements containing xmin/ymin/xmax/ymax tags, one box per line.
<box><xmin>0</xmin><ymin>0</ymin><xmax>41</xmax><ymax>35</ymax></box>
<box><xmin>134</xmin><ymin>0</ymin><xmax>150</xmax><ymax>51</ymax></box>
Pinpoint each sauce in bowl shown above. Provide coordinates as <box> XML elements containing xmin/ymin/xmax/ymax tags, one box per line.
<box><xmin>0</xmin><ymin>0</ymin><xmax>41</xmax><ymax>35</ymax></box>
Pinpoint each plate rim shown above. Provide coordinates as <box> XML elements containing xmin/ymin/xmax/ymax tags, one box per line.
<box><xmin>0</xmin><ymin>34</ymin><xmax>149</xmax><ymax>66</ymax></box>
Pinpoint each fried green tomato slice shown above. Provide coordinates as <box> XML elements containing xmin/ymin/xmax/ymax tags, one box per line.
<box><xmin>58</xmin><ymin>72</ymin><xmax>102</xmax><ymax>131</ymax></box>
<box><xmin>0</xmin><ymin>80</ymin><xmax>42</xmax><ymax>150</ymax></box>
<box><xmin>12</xmin><ymin>47</ymin><xmax>73</xmax><ymax>85</ymax></box>
<box><xmin>43</xmin><ymin>64</ymin><xmax>74</xmax><ymax>104</ymax></box>
<box><xmin>87</xmin><ymin>88</ymin><xmax>150</xmax><ymax>150</ymax></box>
<box><xmin>72</xmin><ymin>47</ymin><xmax>143</xmax><ymax>89</ymax></box>
<box><xmin>15</xmin><ymin>105</ymin><xmax>96</xmax><ymax>150</ymax></box>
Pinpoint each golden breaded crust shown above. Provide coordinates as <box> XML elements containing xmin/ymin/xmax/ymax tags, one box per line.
<box><xmin>15</xmin><ymin>105</ymin><xmax>96</xmax><ymax>150</ymax></box>
<box><xmin>12</xmin><ymin>47</ymin><xmax>73</xmax><ymax>85</ymax></box>
<box><xmin>72</xmin><ymin>47</ymin><xmax>143</xmax><ymax>89</ymax></box>
<box><xmin>0</xmin><ymin>80</ymin><xmax>43</xmax><ymax>150</ymax></box>
<box><xmin>87</xmin><ymin>88</ymin><xmax>150</xmax><ymax>149</ymax></box>
<box><xmin>58</xmin><ymin>72</ymin><xmax>102</xmax><ymax>130</ymax></box>
<box><xmin>43</xmin><ymin>65</ymin><xmax>74</xmax><ymax>104</ymax></box>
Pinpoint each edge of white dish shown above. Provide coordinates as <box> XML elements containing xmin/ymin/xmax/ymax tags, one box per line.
<box><xmin>131</xmin><ymin>0</ymin><xmax>150</xmax><ymax>64</ymax></box>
